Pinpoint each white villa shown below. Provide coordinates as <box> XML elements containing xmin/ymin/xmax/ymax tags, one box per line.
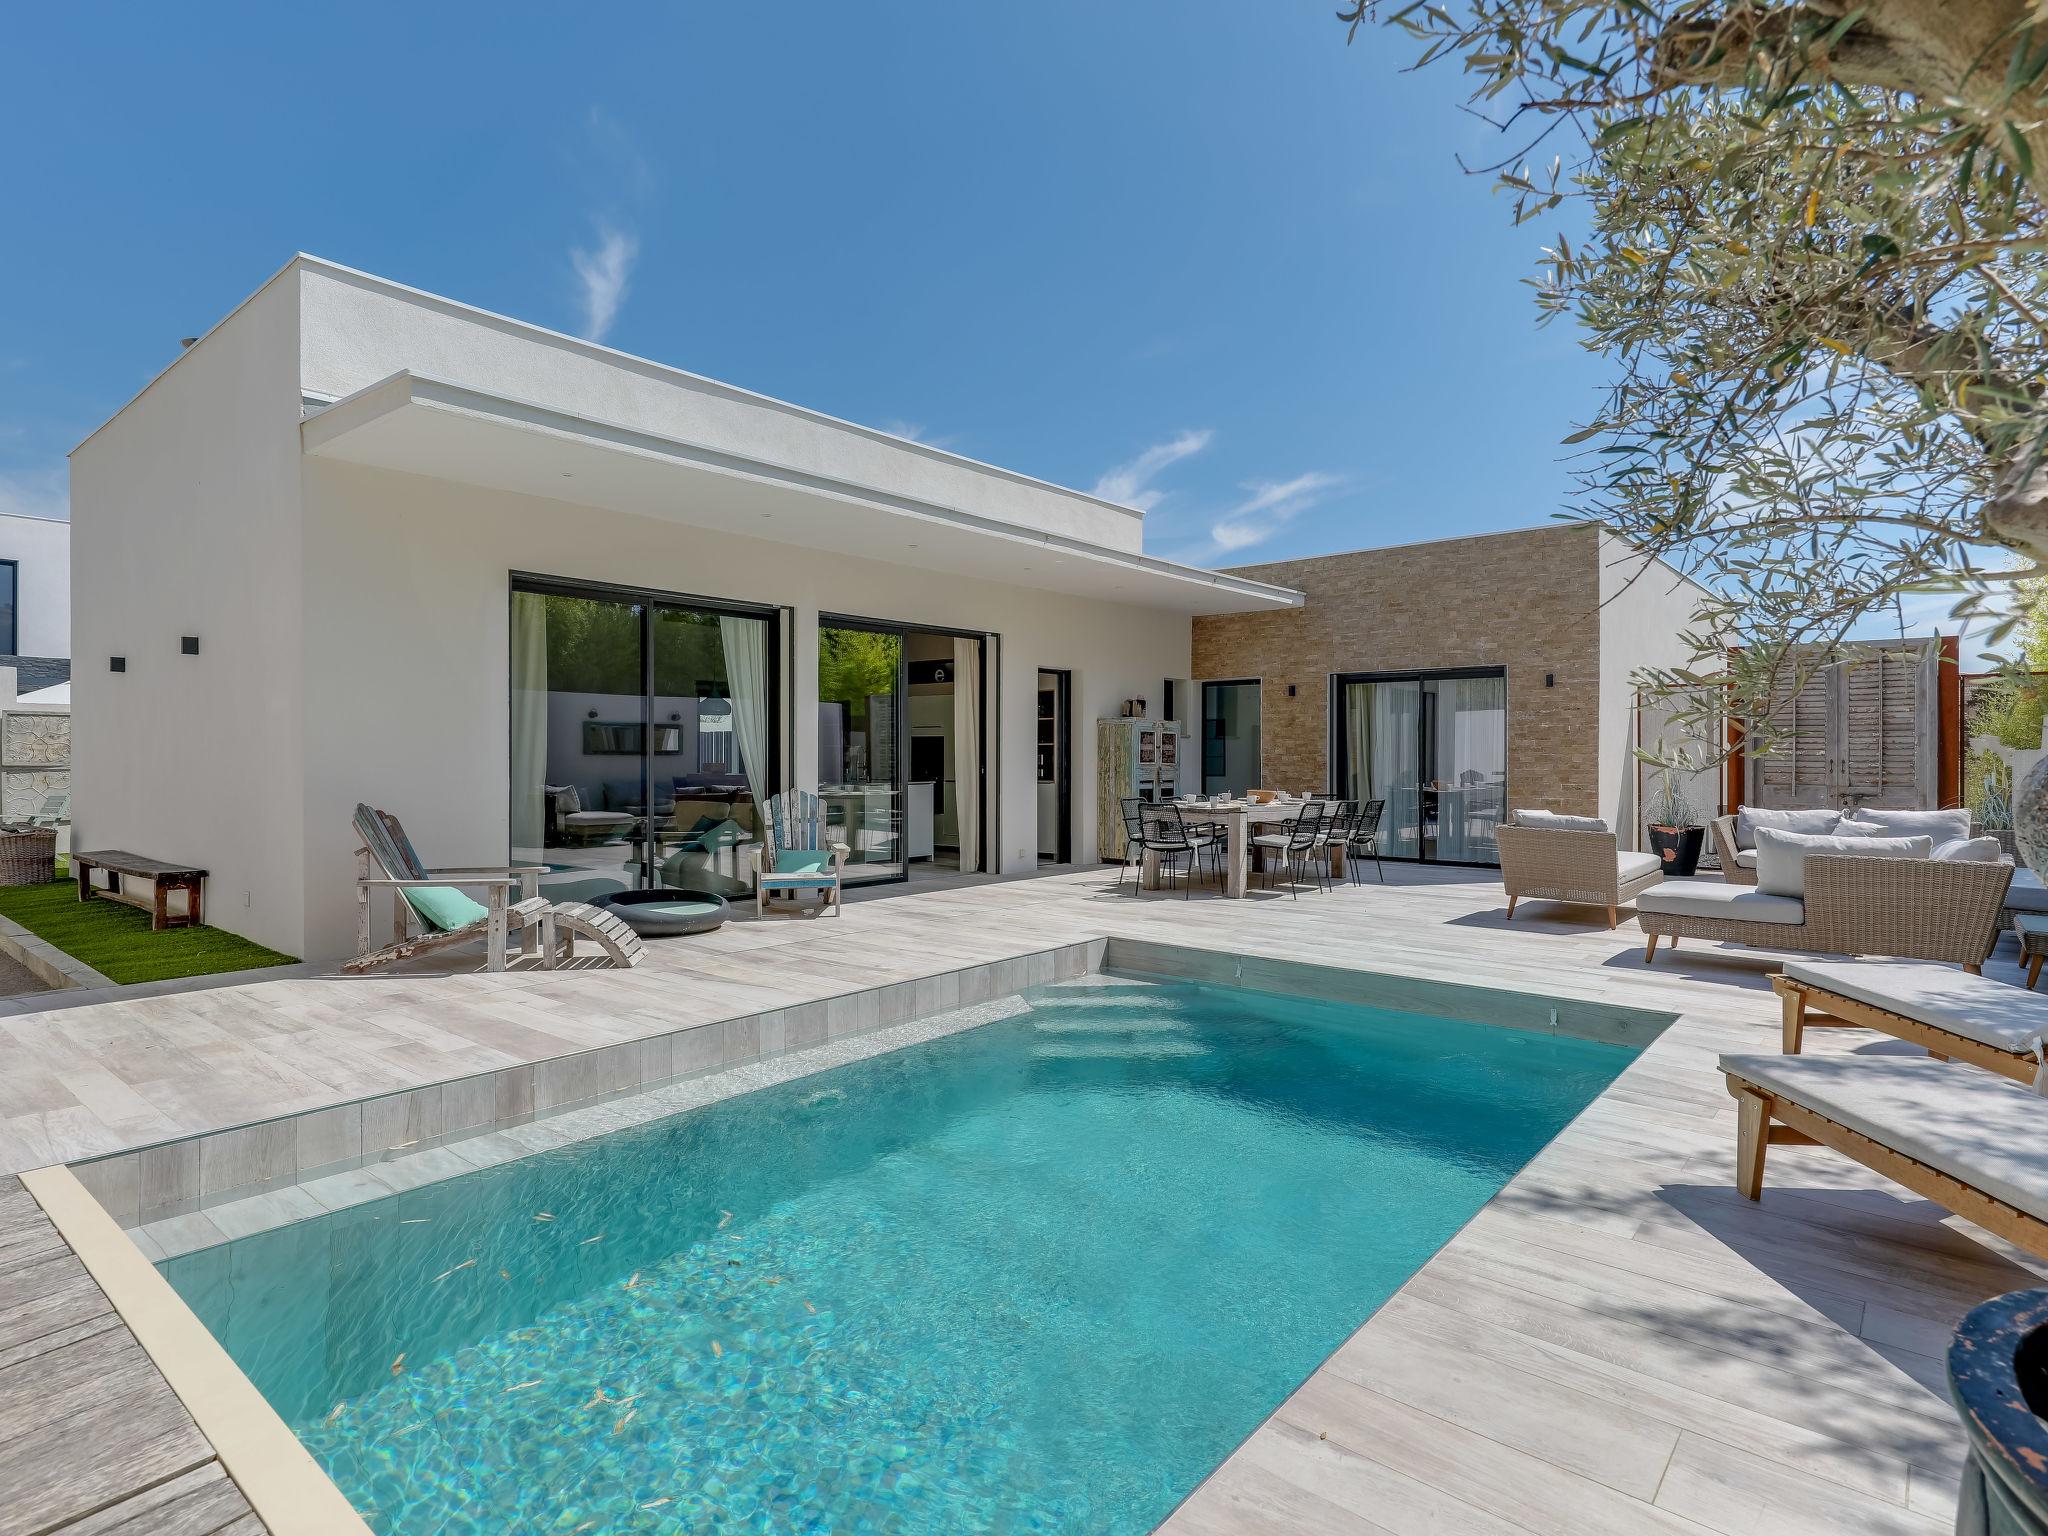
<box><xmin>69</xmin><ymin>256</ymin><xmax>1303</xmax><ymax>960</ymax></box>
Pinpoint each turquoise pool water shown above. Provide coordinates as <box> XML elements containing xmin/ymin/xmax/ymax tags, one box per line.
<box><xmin>161</xmin><ymin>975</ymin><xmax>1637</xmax><ymax>1536</ymax></box>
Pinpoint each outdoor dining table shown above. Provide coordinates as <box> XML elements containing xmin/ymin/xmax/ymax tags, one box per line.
<box><xmin>1138</xmin><ymin>798</ymin><xmax>1344</xmax><ymax>898</ymax></box>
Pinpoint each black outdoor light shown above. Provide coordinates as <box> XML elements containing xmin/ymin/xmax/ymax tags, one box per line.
<box><xmin>109</xmin><ymin>656</ymin><xmax>126</xmax><ymax>673</ymax></box>
<box><xmin>181</xmin><ymin>636</ymin><xmax>200</xmax><ymax>655</ymax></box>
<box><xmin>1545</xmin><ymin>672</ymin><xmax>1555</xmax><ymax>688</ymax></box>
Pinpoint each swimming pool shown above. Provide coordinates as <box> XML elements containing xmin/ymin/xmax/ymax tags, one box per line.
<box><xmin>161</xmin><ymin>973</ymin><xmax>1639</xmax><ymax>1535</ymax></box>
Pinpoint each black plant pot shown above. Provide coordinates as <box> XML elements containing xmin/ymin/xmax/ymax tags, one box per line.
<box><xmin>1950</xmin><ymin>1288</ymin><xmax>2048</xmax><ymax>1534</ymax></box>
<box><xmin>1648</xmin><ymin>824</ymin><xmax>1705</xmax><ymax>878</ymax></box>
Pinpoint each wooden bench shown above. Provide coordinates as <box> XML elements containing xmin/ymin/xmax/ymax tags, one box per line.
<box><xmin>73</xmin><ymin>850</ymin><xmax>208</xmax><ymax>930</ymax></box>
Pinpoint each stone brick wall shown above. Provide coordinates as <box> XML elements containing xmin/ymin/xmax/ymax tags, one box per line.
<box><xmin>1190</xmin><ymin>525</ymin><xmax>1605</xmax><ymax>815</ymax></box>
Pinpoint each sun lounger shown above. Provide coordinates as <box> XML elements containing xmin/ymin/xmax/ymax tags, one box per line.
<box><xmin>1721</xmin><ymin>1053</ymin><xmax>2048</xmax><ymax>1260</ymax></box>
<box><xmin>1773</xmin><ymin>959</ymin><xmax>2048</xmax><ymax>1089</ymax></box>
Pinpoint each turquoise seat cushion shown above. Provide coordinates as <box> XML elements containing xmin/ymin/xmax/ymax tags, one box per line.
<box><xmin>402</xmin><ymin>885</ymin><xmax>491</xmax><ymax>933</ymax></box>
<box><xmin>764</xmin><ymin>849</ymin><xmax>837</xmax><ymax>885</ymax></box>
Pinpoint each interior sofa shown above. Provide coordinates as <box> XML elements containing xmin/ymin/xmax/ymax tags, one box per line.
<box><xmin>1496</xmin><ymin>810</ymin><xmax>1664</xmax><ymax>928</ymax></box>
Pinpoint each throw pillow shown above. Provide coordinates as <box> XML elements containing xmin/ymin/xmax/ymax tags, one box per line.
<box><xmin>1513</xmin><ymin>809</ymin><xmax>1609</xmax><ymax>833</ymax></box>
<box><xmin>1844</xmin><ymin>807</ymin><xmax>1973</xmax><ymax>848</ymax></box>
<box><xmin>1734</xmin><ymin>806</ymin><xmax>1841</xmax><ymax>849</ymax></box>
<box><xmin>1752</xmin><ymin>827</ymin><xmax>1933</xmax><ymax>897</ymax></box>
<box><xmin>1932</xmin><ymin>835</ymin><xmax>2004</xmax><ymax>863</ymax></box>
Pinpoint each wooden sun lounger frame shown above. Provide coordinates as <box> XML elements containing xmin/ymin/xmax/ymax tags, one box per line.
<box><xmin>1772</xmin><ymin>973</ymin><xmax>2041</xmax><ymax>1087</ymax></box>
<box><xmin>1724</xmin><ymin>1067</ymin><xmax>2048</xmax><ymax>1261</ymax></box>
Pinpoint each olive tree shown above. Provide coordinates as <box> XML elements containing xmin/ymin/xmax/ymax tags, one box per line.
<box><xmin>1340</xmin><ymin>0</ymin><xmax>2048</xmax><ymax>751</ymax></box>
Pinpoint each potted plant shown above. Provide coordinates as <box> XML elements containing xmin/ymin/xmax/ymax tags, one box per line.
<box><xmin>1646</xmin><ymin>771</ymin><xmax>1706</xmax><ymax>877</ymax></box>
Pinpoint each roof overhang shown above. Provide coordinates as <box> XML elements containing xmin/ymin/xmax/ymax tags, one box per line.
<box><xmin>301</xmin><ymin>372</ymin><xmax>1303</xmax><ymax>616</ymax></box>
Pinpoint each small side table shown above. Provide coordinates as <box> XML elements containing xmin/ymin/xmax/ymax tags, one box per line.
<box><xmin>2016</xmin><ymin>912</ymin><xmax>2048</xmax><ymax>989</ymax></box>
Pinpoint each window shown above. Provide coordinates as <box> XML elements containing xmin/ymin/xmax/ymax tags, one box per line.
<box><xmin>1332</xmin><ymin>668</ymin><xmax>1507</xmax><ymax>866</ymax></box>
<box><xmin>0</xmin><ymin>560</ymin><xmax>19</xmax><ymax>655</ymax></box>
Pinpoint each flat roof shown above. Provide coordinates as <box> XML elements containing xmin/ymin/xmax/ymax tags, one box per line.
<box><xmin>303</xmin><ymin>372</ymin><xmax>1304</xmax><ymax>616</ymax></box>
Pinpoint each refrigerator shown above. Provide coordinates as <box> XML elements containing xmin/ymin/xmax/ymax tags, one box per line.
<box><xmin>1097</xmin><ymin>717</ymin><xmax>1182</xmax><ymax>860</ymax></box>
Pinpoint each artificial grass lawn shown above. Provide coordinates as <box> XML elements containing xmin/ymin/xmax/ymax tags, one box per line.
<box><xmin>0</xmin><ymin>878</ymin><xmax>297</xmax><ymax>985</ymax></box>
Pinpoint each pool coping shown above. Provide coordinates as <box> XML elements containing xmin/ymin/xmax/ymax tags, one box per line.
<box><xmin>19</xmin><ymin>1161</ymin><xmax>373</xmax><ymax>1535</ymax></box>
<box><xmin>41</xmin><ymin>934</ymin><xmax>1680</xmax><ymax>1536</ymax></box>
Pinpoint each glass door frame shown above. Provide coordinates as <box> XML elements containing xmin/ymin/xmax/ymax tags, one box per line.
<box><xmin>1328</xmin><ymin>665</ymin><xmax>1508</xmax><ymax>869</ymax></box>
<box><xmin>819</xmin><ymin>610</ymin><xmax>993</xmax><ymax>888</ymax></box>
<box><xmin>509</xmin><ymin>572</ymin><xmax>784</xmax><ymax>889</ymax></box>
<box><xmin>1199</xmin><ymin>678</ymin><xmax>1262</xmax><ymax>796</ymax></box>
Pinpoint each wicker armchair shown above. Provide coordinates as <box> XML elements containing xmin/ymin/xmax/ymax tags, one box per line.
<box><xmin>1639</xmin><ymin>854</ymin><xmax>2013</xmax><ymax>970</ymax></box>
<box><xmin>1496</xmin><ymin>823</ymin><xmax>1665</xmax><ymax>928</ymax></box>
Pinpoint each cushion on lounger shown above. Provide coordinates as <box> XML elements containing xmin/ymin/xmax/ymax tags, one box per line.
<box><xmin>1513</xmin><ymin>809</ymin><xmax>1609</xmax><ymax>832</ymax></box>
<box><xmin>2008</xmin><ymin>869</ymin><xmax>2048</xmax><ymax>915</ymax></box>
<box><xmin>1720</xmin><ymin>1053</ymin><xmax>2048</xmax><ymax>1219</ymax></box>
<box><xmin>1752</xmin><ymin>828</ymin><xmax>1932</xmax><ymax>897</ymax></box>
<box><xmin>1635</xmin><ymin>880</ymin><xmax>1807</xmax><ymax>925</ymax></box>
<box><xmin>1735</xmin><ymin>806</ymin><xmax>1841</xmax><ymax>849</ymax></box>
<box><xmin>1783</xmin><ymin>959</ymin><xmax>2048</xmax><ymax>1060</ymax></box>
<box><xmin>1734</xmin><ymin>849</ymin><xmax>1758</xmax><ymax>869</ymax></box>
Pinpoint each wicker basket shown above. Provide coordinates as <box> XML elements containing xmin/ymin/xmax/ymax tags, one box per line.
<box><xmin>0</xmin><ymin>827</ymin><xmax>57</xmax><ymax>886</ymax></box>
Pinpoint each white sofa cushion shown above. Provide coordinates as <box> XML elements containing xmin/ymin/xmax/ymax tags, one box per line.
<box><xmin>1752</xmin><ymin>828</ymin><xmax>1931</xmax><ymax>898</ymax></box>
<box><xmin>1721</xmin><ymin>1053</ymin><xmax>2048</xmax><ymax>1217</ymax></box>
<box><xmin>1514</xmin><ymin>809</ymin><xmax>1608</xmax><ymax>833</ymax></box>
<box><xmin>1616</xmin><ymin>850</ymin><xmax>1663</xmax><ymax>883</ymax></box>
<box><xmin>2009</xmin><ymin>868</ymin><xmax>2048</xmax><ymax>915</ymax></box>
<box><xmin>1735</xmin><ymin>806</ymin><xmax>1841</xmax><ymax>849</ymax></box>
<box><xmin>1637</xmin><ymin>879</ymin><xmax>1806</xmax><ymax>925</ymax></box>
<box><xmin>1733</xmin><ymin>849</ymin><xmax>1758</xmax><ymax>869</ymax></box>
<box><xmin>1932</xmin><ymin>836</ymin><xmax>2004</xmax><ymax>863</ymax></box>
<box><xmin>1844</xmin><ymin>807</ymin><xmax>1973</xmax><ymax>850</ymax></box>
<box><xmin>1784</xmin><ymin>959</ymin><xmax>2048</xmax><ymax>1059</ymax></box>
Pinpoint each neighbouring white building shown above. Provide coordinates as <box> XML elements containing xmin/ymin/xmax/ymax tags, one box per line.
<box><xmin>0</xmin><ymin>508</ymin><xmax>71</xmax><ymax>664</ymax></box>
<box><xmin>70</xmin><ymin>256</ymin><xmax>1301</xmax><ymax>960</ymax></box>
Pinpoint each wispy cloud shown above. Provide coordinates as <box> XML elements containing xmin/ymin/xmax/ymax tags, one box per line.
<box><xmin>1091</xmin><ymin>429</ymin><xmax>1213</xmax><ymax>511</ymax></box>
<box><xmin>566</xmin><ymin>108</ymin><xmax>654</xmax><ymax>345</ymax></box>
<box><xmin>1206</xmin><ymin>472</ymin><xmax>1342</xmax><ymax>555</ymax></box>
<box><xmin>0</xmin><ymin>465</ymin><xmax>66</xmax><ymax>521</ymax></box>
<box><xmin>571</xmin><ymin>225</ymin><xmax>638</xmax><ymax>343</ymax></box>
<box><xmin>879</xmin><ymin>419</ymin><xmax>960</xmax><ymax>451</ymax></box>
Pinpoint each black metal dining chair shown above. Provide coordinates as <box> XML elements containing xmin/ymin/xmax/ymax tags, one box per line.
<box><xmin>1250</xmin><ymin>800</ymin><xmax>1329</xmax><ymax>898</ymax></box>
<box><xmin>1347</xmin><ymin>797</ymin><xmax>1388</xmax><ymax>883</ymax></box>
<box><xmin>1119</xmin><ymin>798</ymin><xmax>1205</xmax><ymax>896</ymax></box>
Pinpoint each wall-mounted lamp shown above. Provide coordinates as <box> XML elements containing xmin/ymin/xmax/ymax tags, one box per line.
<box><xmin>1545</xmin><ymin>673</ymin><xmax>1555</xmax><ymax>688</ymax></box>
<box><xmin>109</xmin><ymin>656</ymin><xmax>126</xmax><ymax>673</ymax></box>
<box><xmin>180</xmin><ymin>636</ymin><xmax>200</xmax><ymax>655</ymax></box>
<box><xmin>1286</xmin><ymin>684</ymin><xmax>1298</xmax><ymax>697</ymax></box>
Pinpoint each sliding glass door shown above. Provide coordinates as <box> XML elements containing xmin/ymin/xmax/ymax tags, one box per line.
<box><xmin>818</xmin><ymin>617</ymin><xmax>989</xmax><ymax>886</ymax></box>
<box><xmin>818</xmin><ymin>623</ymin><xmax>906</xmax><ymax>879</ymax></box>
<box><xmin>1333</xmin><ymin>668</ymin><xmax>1506</xmax><ymax>866</ymax></box>
<box><xmin>510</xmin><ymin>577</ymin><xmax>777</xmax><ymax>904</ymax></box>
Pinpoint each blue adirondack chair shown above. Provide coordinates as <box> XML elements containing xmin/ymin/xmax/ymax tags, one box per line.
<box><xmin>753</xmin><ymin>789</ymin><xmax>850</xmax><ymax>916</ymax></box>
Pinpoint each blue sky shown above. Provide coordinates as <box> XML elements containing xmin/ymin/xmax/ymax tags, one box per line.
<box><xmin>0</xmin><ymin>2</ymin><xmax>1612</xmax><ymax>571</ymax></box>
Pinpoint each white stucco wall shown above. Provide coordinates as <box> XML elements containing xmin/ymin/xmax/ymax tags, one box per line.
<box><xmin>0</xmin><ymin>512</ymin><xmax>72</xmax><ymax>658</ymax></box>
<box><xmin>69</xmin><ymin>268</ymin><xmax>309</xmax><ymax>956</ymax></box>
<box><xmin>1596</xmin><ymin>531</ymin><xmax>1716</xmax><ymax>847</ymax></box>
<box><xmin>295</xmin><ymin>458</ymin><xmax>1191</xmax><ymax>960</ymax></box>
<box><xmin>295</xmin><ymin>262</ymin><xmax>1146</xmax><ymax>556</ymax></box>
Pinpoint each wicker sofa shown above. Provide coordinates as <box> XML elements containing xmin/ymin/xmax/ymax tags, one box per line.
<box><xmin>1496</xmin><ymin>817</ymin><xmax>1665</xmax><ymax>928</ymax></box>
<box><xmin>1638</xmin><ymin>854</ymin><xmax>2013</xmax><ymax>970</ymax></box>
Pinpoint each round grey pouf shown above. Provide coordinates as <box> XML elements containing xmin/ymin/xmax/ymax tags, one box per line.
<box><xmin>598</xmin><ymin>889</ymin><xmax>731</xmax><ymax>938</ymax></box>
<box><xmin>2017</xmin><ymin>757</ymin><xmax>2048</xmax><ymax>880</ymax></box>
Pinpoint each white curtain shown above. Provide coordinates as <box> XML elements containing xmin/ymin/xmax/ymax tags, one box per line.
<box><xmin>1439</xmin><ymin>675</ymin><xmax>1506</xmax><ymax>861</ymax></box>
<box><xmin>1366</xmin><ymin>681</ymin><xmax>1421</xmax><ymax>857</ymax></box>
<box><xmin>953</xmin><ymin>637</ymin><xmax>981</xmax><ymax>872</ymax></box>
<box><xmin>509</xmin><ymin>592</ymin><xmax>549</xmax><ymax>856</ymax></box>
<box><xmin>719</xmin><ymin>615</ymin><xmax>771</xmax><ymax>817</ymax></box>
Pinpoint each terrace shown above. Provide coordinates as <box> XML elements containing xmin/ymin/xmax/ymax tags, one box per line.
<box><xmin>0</xmin><ymin>862</ymin><xmax>2026</xmax><ymax>1535</ymax></box>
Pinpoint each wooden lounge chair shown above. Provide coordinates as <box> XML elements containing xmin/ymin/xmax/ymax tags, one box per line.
<box><xmin>1774</xmin><ymin>959</ymin><xmax>2048</xmax><ymax>1089</ymax></box>
<box><xmin>1722</xmin><ymin>1053</ymin><xmax>2048</xmax><ymax>1261</ymax></box>
<box><xmin>752</xmin><ymin>789</ymin><xmax>850</xmax><ymax>916</ymax></box>
<box><xmin>348</xmin><ymin>803</ymin><xmax>643</xmax><ymax>972</ymax></box>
